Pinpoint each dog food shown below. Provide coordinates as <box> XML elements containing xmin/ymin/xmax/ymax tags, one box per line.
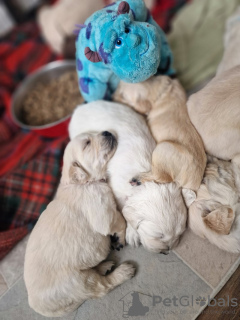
<box><xmin>22</xmin><ymin>71</ymin><xmax>83</xmax><ymax>126</ymax></box>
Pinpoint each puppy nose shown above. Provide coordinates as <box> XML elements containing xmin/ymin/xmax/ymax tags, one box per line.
<box><xmin>102</xmin><ymin>131</ymin><xmax>112</xmax><ymax>137</ymax></box>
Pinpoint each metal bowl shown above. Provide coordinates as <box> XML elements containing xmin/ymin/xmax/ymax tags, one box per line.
<box><xmin>11</xmin><ymin>60</ymin><xmax>78</xmax><ymax>137</ymax></box>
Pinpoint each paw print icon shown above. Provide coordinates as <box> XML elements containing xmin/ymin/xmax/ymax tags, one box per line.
<box><xmin>195</xmin><ymin>296</ymin><xmax>207</xmax><ymax>307</ymax></box>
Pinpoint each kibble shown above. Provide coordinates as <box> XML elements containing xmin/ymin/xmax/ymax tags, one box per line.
<box><xmin>21</xmin><ymin>71</ymin><xmax>83</xmax><ymax>126</ymax></box>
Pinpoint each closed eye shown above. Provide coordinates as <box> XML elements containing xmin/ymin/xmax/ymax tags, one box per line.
<box><xmin>83</xmin><ymin>140</ymin><xmax>91</xmax><ymax>150</ymax></box>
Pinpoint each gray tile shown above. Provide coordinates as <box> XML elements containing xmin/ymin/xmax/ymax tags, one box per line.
<box><xmin>174</xmin><ymin>229</ymin><xmax>240</xmax><ymax>288</ymax></box>
<box><xmin>74</xmin><ymin>245</ymin><xmax>212</xmax><ymax>320</ymax></box>
<box><xmin>0</xmin><ymin>273</ymin><xmax>8</xmax><ymax>298</ymax></box>
<box><xmin>0</xmin><ymin>277</ymin><xmax>76</xmax><ymax>320</ymax></box>
<box><xmin>0</xmin><ymin>235</ymin><xmax>29</xmax><ymax>288</ymax></box>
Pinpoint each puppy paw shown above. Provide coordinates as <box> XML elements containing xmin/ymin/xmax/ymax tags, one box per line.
<box><xmin>96</xmin><ymin>261</ymin><xmax>115</xmax><ymax>275</ymax></box>
<box><xmin>126</xmin><ymin>224</ymin><xmax>140</xmax><ymax>247</ymax></box>
<box><xmin>130</xmin><ymin>177</ymin><xmax>141</xmax><ymax>186</ymax></box>
<box><xmin>111</xmin><ymin>233</ymin><xmax>124</xmax><ymax>251</ymax></box>
<box><xmin>115</xmin><ymin>262</ymin><xmax>136</xmax><ymax>281</ymax></box>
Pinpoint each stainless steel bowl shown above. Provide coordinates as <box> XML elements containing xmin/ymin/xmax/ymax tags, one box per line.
<box><xmin>11</xmin><ymin>60</ymin><xmax>77</xmax><ymax>135</ymax></box>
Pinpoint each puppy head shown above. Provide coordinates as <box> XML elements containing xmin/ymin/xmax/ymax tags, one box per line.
<box><xmin>123</xmin><ymin>182</ymin><xmax>188</xmax><ymax>253</ymax></box>
<box><xmin>62</xmin><ymin>131</ymin><xmax>117</xmax><ymax>184</ymax></box>
<box><xmin>113</xmin><ymin>76</ymin><xmax>184</xmax><ymax>114</ymax></box>
<box><xmin>189</xmin><ymin>158</ymin><xmax>238</xmax><ymax>235</ymax></box>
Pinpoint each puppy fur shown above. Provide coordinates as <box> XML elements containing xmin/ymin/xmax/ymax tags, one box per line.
<box><xmin>217</xmin><ymin>7</ymin><xmax>240</xmax><ymax>75</ymax></box>
<box><xmin>189</xmin><ymin>156</ymin><xmax>240</xmax><ymax>253</ymax></box>
<box><xmin>69</xmin><ymin>101</ymin><xmax>193</xmax><ymax>253</ymax></box>
<box><xmin>187</xmin><ymin>66</ymin><xmax>240</xmax><ymax>164</ymax></box>
<box><xmin>24</xmin><ymin>132</ymin><xmax>135</xmax><ymax>317</ymax></box>
<box><xmin>113</xmin><ymin>76</ymin><xmax>206</xmax><ymax>191</ymax></box>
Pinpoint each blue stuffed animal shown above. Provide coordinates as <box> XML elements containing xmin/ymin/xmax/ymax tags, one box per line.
<box><xmin>75</xmin><ymin>0</ymin><xmax>174</xmax><ymax>102</ymax></box>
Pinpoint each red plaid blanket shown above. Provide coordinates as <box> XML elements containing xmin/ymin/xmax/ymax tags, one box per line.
<box><xmin>0</xmin><ymin>0</ymin><xmax>190</xmax><ymax>260</ymax></box>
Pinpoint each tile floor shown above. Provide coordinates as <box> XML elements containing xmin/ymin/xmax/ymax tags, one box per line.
<box><xmin>0</xmin><ymin>230</ymin><xmax>239</xmax><ymax>320</ymax></box>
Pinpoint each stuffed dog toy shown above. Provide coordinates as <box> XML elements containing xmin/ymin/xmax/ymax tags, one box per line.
<box><xmin>69</xmin><ymin>101</ymin><xmax>194</xmax><ymax>254</ymax></box>
<box><xmin>75</xmin><ymin>0</ymin><xmax>174</xmax><ymax>102</ymax></box>
<box><xmin>24</xmin><ymin>132</ymin><xmax>135</xmax><ymax>317</ymax></box>
<box><xmin>189</xmin><ymin>156</ymin><xmax>240</xmax><ymax>253</ymax></box>
<box><xmin>113</xmin><ymin>76</ymin><xmax>207</xmax><ymax>191</ymax></box>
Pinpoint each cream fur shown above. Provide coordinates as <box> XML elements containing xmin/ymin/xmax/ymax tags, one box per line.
<box><xmin>217</xmin><ymin>6</ymin><xmax>240</xmax><ymax>75</ymax></box>
<box><xmin>69</xmin><ymin>101</ymin><xmax>192</xmax><ymax>253</ymax></box>
<box><xmin>189</xmin><ymin>156</ymin><xmax>240</xmax><ymax>253</ymax></box>
<box><xmin>187</xmin><ymin>66</ymin><xmax>240</xmax><ymax>163</ymax></box>
<box><xmin>24</xmin><ymin>132</ymin><xmax>135</xmax><ymax>317</ymax></box>
<box><xmin>113</xmin><ymin>76</ymin><xmax>206</xmax><ymax>191</ymax></box>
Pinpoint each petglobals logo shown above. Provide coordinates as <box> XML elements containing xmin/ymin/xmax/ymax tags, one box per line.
<box><xmin>119</xmin><ymin>292</ymin><xmax>238</xmax><ymax>318</ymax></box>
<box><xmin>152</xmin><ymin>295</ymin><xmax>238</xmax><ymax>308</ymax></box>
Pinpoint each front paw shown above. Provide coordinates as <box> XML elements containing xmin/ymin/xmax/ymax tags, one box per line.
<box><xmin>130</xmin><ymin>177</ymin><xmax>142</xmax><ymax>186</ymax></box>
<box><xmin>126</xmin><ymin>224</ymin><xmax>140</xmax><ymax>247</ymax></box>
<box><xmin>110</xmin><ymin>233</ymin><xmax>125</xmax><ymax>251</ymax></box>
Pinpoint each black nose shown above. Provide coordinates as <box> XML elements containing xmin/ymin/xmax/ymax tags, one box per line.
<box><xmin>102</xmin><ymin>131</ymin><xmax>112</xmax><ymax>137</ymax></box>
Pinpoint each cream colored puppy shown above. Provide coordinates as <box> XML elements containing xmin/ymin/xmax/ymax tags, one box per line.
<box><xmin>217</xmin><ymin>6</ymin><xmax>240</xmax><ymax>75</ymax></box>
<box><xmin>189</xmin><ymin>156</ymin><xmax>240</xmax><ymax>253</ymax></box>
<box><xmin>187</xmin><ymin>66</ymin><xmax>240</xmax><ymax>164</ymax></box>
<box><xmin>24</xmin><ymin>132</ymin><xmax>135</xmax><ymax>318</ymax></box>
<box><xmin>69</xmin><ymin>101</ymin><xmax>194</xmax><ymax>254</ymax></box>
<box><xmin>113</xmin><ymin>76</ymin><xmax>206</xmax><ymax>191</ymax></box>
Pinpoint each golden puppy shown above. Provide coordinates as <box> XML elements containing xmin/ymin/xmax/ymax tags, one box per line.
<box><xmin>24</xmin><ymin>132</ymin><xmax>135</xmax><ymax>318</ymax></box>
<box><xmin>187</xmin><ymin>66</ymin><xmax>240</xmax><ymax>165</ymax></box>
<box><xmin>189</xmin><ymin>156</ymin><xmax>240</xmax><ymax>253</ymax></box>
<box><xmin>113</xmin><ymin>76</ymin><xmax>206</xmax><ymax>191</ymax></box>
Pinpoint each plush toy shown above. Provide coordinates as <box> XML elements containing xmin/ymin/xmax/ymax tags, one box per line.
<box><xmin>75</xmin><ymin>0</ymin><xmax>174</xmax><ymax>102</ymax></box>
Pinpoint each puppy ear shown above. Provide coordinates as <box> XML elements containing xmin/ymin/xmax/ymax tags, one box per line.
<box><xmin>203</xmin><ymin>206</ymin><xmax>235</xmax><ymax>235</ymax></box>
<box><xmin>182</xmin><ymin>188</ymin><xmax>196</xmax><ymax>208</ymax></box>
<box><xmin>136</xmin><ymin>97</ymin><xmax>152</xmax><ymax>114</ymax></box>
<box><xmin>69</xmin><ymin>162</ymin><xmax>89</xmax><ymax>184</ymax></box>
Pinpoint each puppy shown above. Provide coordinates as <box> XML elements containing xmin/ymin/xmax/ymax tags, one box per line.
<box><xmin>187</xmin><ymin>66</ymin><xmax>240</xmax><ymax>164</ymax></box>
<box><xmin>113</xmin><ymin>76</ymin><xmax>206</xmax><ymax>191</ymax></box>
<box><xmin>217</xmin><ymin>7</ymin><xmax>240</xmax><ymax>75</ymax></box>
<box><xmin>189</xmin><ymin>156</ymin><xmax>240</xmax><ymax>253</ymax></box>
<box><xmin>24</xmin><ymin>132</ymin><xmax>135</xmax><ymax>318</ymax></box>
<box><xmin>69</xmin><ymin>101</ymin><xmax>194</xmax><ymax>253</ymax></box>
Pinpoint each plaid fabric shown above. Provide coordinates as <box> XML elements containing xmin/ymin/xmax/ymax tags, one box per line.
<box><xmin>0</xmin><ymin>1</ymin><xmax>190</xmax><ymax>260</ymax></box>
<box><xmin>152</xmin><ymin>0</ymin><xmax>191</xmax><ymax>33</ymax></box>
<box><xmin>0</xmin><ymin>22</ymin><xmax>68</xmax><ymax>260</ymax></box>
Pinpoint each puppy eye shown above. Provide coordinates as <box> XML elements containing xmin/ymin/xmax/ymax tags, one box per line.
<box><xmin>125</xmin><ymin>27</ymin><xmax>130</xmax><ymax>33</ymax></box>
<box><xmin>83</xmin><ymin>140</ymin><xmax>91</xmax><ymax>150</ymax></box>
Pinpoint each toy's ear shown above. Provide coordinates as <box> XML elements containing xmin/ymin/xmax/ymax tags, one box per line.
<box><xmin>203</xmin><ymin>206</ymin><xmax>235</xmax><ymax>235</ymax></box>
<box><xmin>103</xmin><ymin>29</ymin><xmax>117</xmax><ymax>53</ymax></box>
<box><xmin>69</xmin><ymin>162</ymin><xmax>89</xmax><ymax>184</ymax></box>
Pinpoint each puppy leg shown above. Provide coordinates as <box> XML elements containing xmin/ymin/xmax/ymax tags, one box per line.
<box><xmin>95</xmin><ymin>261</ymin><xmax>115</xmax><ymax>275</ymax></box>
<box><xmin>110</xmin><ymin>211</ymin><xmax>126</xmax><ymax>246</ymax></box>
<box><xmin>126</xmin><ymin>223</ymin><xmax>140</xmax><ymax>247</ymax></box>
<box><xmin>232</xmin><ymin>154</ymin><xmax>240</xmax><ymax>168</ymax></box>
<box><xmin>86</xmin><ymin>263</ymin><xmax>135</xmax><ymax>299</ymax></box>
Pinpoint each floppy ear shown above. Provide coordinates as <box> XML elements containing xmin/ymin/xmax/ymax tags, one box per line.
<box><xmin>69</xmin><ymin>162</ymin><xmax>89</xmax><ymax>184</ymax></box>
<box><xmin>182</xmin><ymin>188</ymin><xmax>196</xmax><ymax>208</ymax></box>
<box><xmin>203</xmin><ymin>206</ymin><xmax>235</xmax><ymax>235</ymax></box>
<box><xmin>136</xmin><ymin>97</ymin><xmax>152</xmax><ymax>114</ymax></box>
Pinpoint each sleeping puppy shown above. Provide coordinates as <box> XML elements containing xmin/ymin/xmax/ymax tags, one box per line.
<box><xmin>24</xmin><ymin>132</ymin><xmax>135</xmax><ymax>318</ymax></box>
<box><xmin>113</xmin><ymin>76</ymin><xmax>206</xmax><ymax>192</ymax></box>
<box><xmin>189</xmin><ymin>156</ymin><xmax>240</xmax><ymax>253</ymax></box>
<box><xmin>69</xmin><ymin>101</ymin><xmax>194</xmax><ymax>253</ymax></box>
<box><xmin>187</xmin><ymin>66</ymin><xmax>240</xmax><ymax>164</ymax></box>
